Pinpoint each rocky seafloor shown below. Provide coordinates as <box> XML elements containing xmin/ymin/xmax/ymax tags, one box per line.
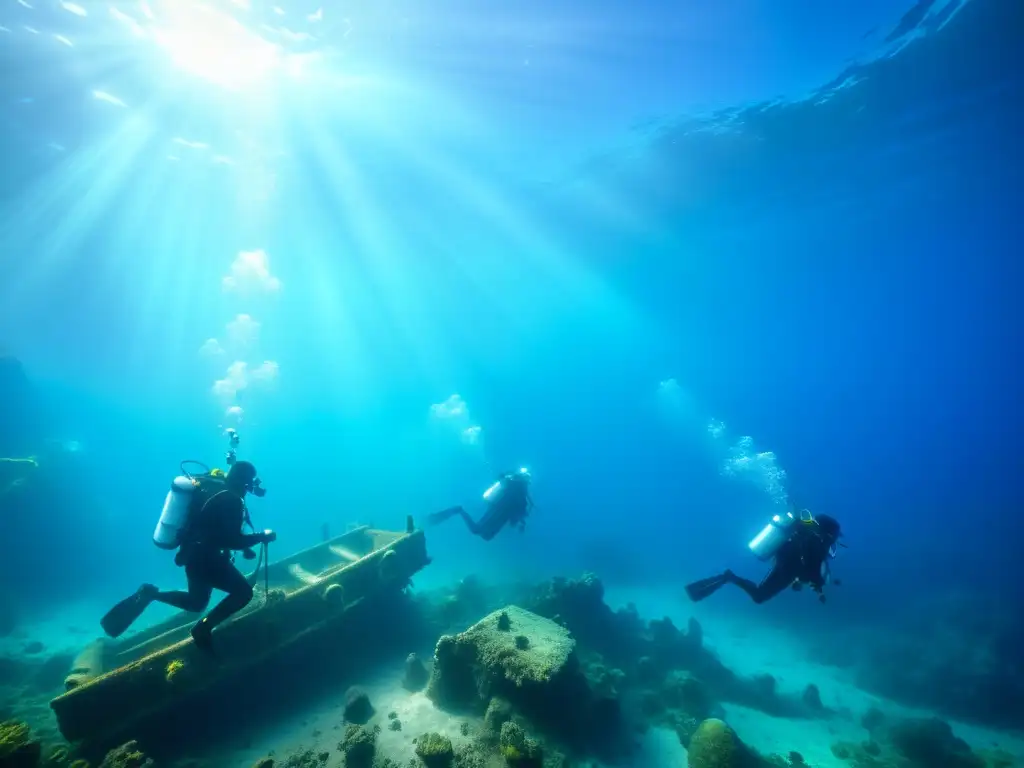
<box><xmin>2</xmin><ymin>571</ymin><xmax>1022</xmax><ymax>768</ymax></box>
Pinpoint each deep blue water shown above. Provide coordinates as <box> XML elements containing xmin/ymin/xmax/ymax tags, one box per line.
<box><xmin>0</xmin><ymin>0</ymin><xmax>1021</xmax><ymax>726</ymax></box>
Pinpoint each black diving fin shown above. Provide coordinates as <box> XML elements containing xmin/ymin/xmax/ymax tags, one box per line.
<box><xmin>100</xmin><ymin>584</ymin><xmax>157</xmax><ymax>638</ymax></box>
<box><xmin>685</xmin><ymin>573</ymin><xmax>730</xmax><ymax>603</ymax></box>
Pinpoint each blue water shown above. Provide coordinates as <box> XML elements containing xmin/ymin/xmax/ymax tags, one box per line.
<box><xmin>1</xmin><ymin>0</ymin><xmax>1022</xmax><ymax>756</ymax></box>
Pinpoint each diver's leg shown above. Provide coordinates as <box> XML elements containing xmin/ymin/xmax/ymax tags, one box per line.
<box><xmin>428</xmin><ymin>505</ymin><xmax>488</xmax><ymax>536</ymax></box>
<box><xmin>153</xmin><ymin>556</ymin><xmax>214</xmax><ymax>613</ymax></box>
<box><xmin>190</xmin><ymin>556</ymin><xmax>255</xmax><ymax>651</ymax></box>
<box><xmin>727</xmin><ymin>564</ymin><xmax>794</xmax><ymax>604</ymax></box>
<box><xmin>475</xmin><ymin>506</ymin><xmax>507</xmax><ymax>541</ymax></box>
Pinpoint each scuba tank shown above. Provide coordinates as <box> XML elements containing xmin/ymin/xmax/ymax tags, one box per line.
<box><xmin>747</xmin><ymin>509</ymin><xmax>799</xmax><ymax>561</ymax></box>
<box><xmin>482</xmin><ymin>467</ymin><xmax>531</xmax><ymax>504</ymax></box>
<box><xmin>152</xmin><ymin>460</ymin><xmax>219</xmax><ymax>550</ymax></box>
<box><xmin>153</xmin><ymin>475</ymin><xmax>198</xmax><ymax>550</ymax></box>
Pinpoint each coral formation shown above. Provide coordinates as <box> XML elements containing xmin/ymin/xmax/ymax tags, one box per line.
<box><xmin>97</xmin><ymin>740</ymin><xmax>154</xmax><ymax>768</ymax></box>
<box><xmin>686</xmin><ymin>718</ymin><xmax>748</xmax><ymax>768</ymax></box>
<box><xmin>414</xmin><ymin>732</ymin><xmax>455</xmax><ymax>768</ymax></box>
<box><xmin>336</xmin><ymin>724</ymin><xmax>379</xmax><ymax>768</ymax></box>
<box><xmin>483</xmin><ymin>698</ymin><xmax>513</xmax><ymax>739</ymax></box>
<box><xmin>0</xmin><ymin>720</ymin><xmax>42</xmax><ymax>767</ymax></box>
<box><xmin>285</xmin><ymin>748</ymin><xmax>331</xmax><ymax>767</ymax></box>
<box><xmin>498</xmin><ymin>722</ymin><xmax>542</xmax><ymax>767</ymax></box>
<box><xmin>45</xmin><ymin>744</ymin><xmax>70</xmax><ymax>765</ymax></box>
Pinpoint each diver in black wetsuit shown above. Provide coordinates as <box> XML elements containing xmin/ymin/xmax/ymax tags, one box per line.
<box><xmin>686</xmin><ymin>514</ymin><xmax>843</xmax><ymax>605</ymax></box>
<box><xmin>102</xmin><ymin>461</ymin><xmax>277</xmax><ymax>652</ymax></box>
<box><xmin>427</xmin><ymin>469</ymin><xmax>533</xmax><ymax>541</ymax></box>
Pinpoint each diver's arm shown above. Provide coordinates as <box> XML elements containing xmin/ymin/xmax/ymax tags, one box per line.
<box><xmin>209</xmin><ymin>494</ymin><xmax>269</xmax><ymax>550</ymax></box>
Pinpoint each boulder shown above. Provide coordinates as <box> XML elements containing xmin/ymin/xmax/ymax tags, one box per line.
<box><xmin>426</xmin><ymin>606</ymin><xmax>574</xmax><ymax>710</ymax></box>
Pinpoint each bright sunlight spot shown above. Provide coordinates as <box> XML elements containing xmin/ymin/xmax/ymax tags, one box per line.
<box><xmin>149</xmin><ymin>0</ymin><xmax>282</xmax><ymax>90</ymax></box>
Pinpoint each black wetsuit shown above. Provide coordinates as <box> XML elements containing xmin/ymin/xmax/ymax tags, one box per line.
<box><xmin>154</xmin><ymin>488</ymin><xmax>267</xmax><ymax>628</ymax></box>
<box><xmin>728</xmin><ymin>528</ymin><xmax>833</xmax><ymax>603</ymax></box>
<box><xmin>430</xmin><ymin>478</ymin><xmax>531</xmax><ymax>541</ymax></box>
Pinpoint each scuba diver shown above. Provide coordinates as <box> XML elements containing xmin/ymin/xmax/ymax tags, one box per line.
<box><xmin>427</xmin><ymin>468</ymin><xmax>533</xmax><ymax>541</ymax></box>
<box><xmin>101</xmin><ymin>439</ymin><xmax>276</xmax><ymax>653</ymax></box>
<box><xmin>686</xmin><ymin>510</ymin><xmax>843</xmax><ymax>605</ymax></box>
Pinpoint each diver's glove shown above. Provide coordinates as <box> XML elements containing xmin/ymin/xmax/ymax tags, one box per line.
<box><xmin>260</xmin><ymin>529</ymin><xmax>278</xmax><ymax>543</ymax></box>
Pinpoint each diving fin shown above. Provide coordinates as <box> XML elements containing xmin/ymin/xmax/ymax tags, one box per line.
<box><xmin>685</xmin><ymin>572</ymin><xmax>731</xmax><ymax>603</ymax></box>
<box><xmin>100</xmin><ymin>584</ymin><xmax>157</xmax><ymax>638</ymax></box>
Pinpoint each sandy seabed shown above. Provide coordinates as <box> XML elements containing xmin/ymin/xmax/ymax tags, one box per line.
<box><xmin>6</xmin><ymin>584</ymin><xmax>1024</xmax><ymax>768</ymax></box>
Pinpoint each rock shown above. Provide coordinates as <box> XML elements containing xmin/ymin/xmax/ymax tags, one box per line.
<box><xmin>414</xmin><ymin>732</ymin><xmax>455</xmax><ymax>768</ymax></box>
<box><xmin>426</xmin><ymin>606</ymin><xmax>575</xmax><ymax>710</ymax></box>
<box><xmin>499</xmin><ymin>721</ymin><xmax>543</xmax><ymax>767</ymax></box>
<box><xmin>427</xmin><ymin>605</ymin><xmax>623</xmax><ymax>757</ymax></box>
<box><xmin>337</xmin><ymin>724</ymin><xmax>379</xmax><ymax>768</ymax></box>
<box><xmin>886</xmin><ymin>716</ymin><xmax>984</xmax><ymax>768</ymax></box>
<box><xmin>483</xmin><ymin>698</ymin><xmax>513</xmax><ymax>738</ymax></box>
<box><xmin>801</xmin><ymin>683</ymin><xmax>823</xmax><ymax>711</ymax></box>
<box><xmin>860</xmin><ymin>706</ymin><xmax>886</xmax><ymax>733</ymax></box>
<box><xmin>686</xmin><ymin>719</ymin><xmax>746</xmax><ymax>768</ymax></box>
<box><xmin>22</xmin><ymin>641</ymin><xmax>44</xmax><ymax>655</ymax></box>
<box><xmin>672</xmin><ymin>712</ymin><xmax>703</xmax><ymax>749</ymax></box>
<box><xmin>661</xmin><ymin>671</ymin><xmax>716</xmax><ymax>720</ymax></box>
<box><xmin>343</xmin><ymin>686</ymin><xmax>375</xmax><ymax>724</ymax></box>
<box><xmin>686</xmin><ymin>617</ymin><xmax>704</xmax><ymax>649</ymax></box>
<box><xmin>403</xmin><ymin>652</ymin><xmax>429</xmax><ymax>692</ymax></box>
<box><xmin>99</xmin><ymin>739</ymin><xmax>154</xmax><ymax>768</ymax></box>
<box><xmin>753</xmin><ymin>674</ymin><xmax>776</xmax><ymax>699</ymax></box>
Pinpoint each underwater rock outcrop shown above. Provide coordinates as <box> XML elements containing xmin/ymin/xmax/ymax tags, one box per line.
<box><xmin>830</xmin><ymin>710</ymin><xmax>999</xmax><ymax>768</ymax></box>
<box><xmin>426</xmin><ymin>606</ymin><xmax>575</xmax><ymax>709</ymax></box>
<box><xmin>402</xmin><ymin>653</ymin><xmax>429</xmax><ymax>692</ymax></box>
<box><xmin>686</xmin><ymin>718</ymin><xmax>748</xmax><ymax>768</ymax></box>
<box><xmin>498</xmin><ymin>721</ymin><xmax>543</xmax><ymax>767</ymax></box>
<box><xmin>426</xmin><ymin>605</ymin><xmax>625</xmax><ymax>757</ymax></box>
<box><xmin>342</xmin><ymin>686</ymin><xmax>375</xmax><ymax>725</ymax></box>
<box><xmin>837</xmin><ymin>592</ymin><xmax>1024</xmax><ymax>728</ymax></box>
<box><xmin>414</xmin><ymin>732</ymin><xmax>455</xmax><ymax>768</ymax></box>
<box><xmin>337</xmin><ymin>724</ymin><xmax>379</xmax><ymax>768</ymax></box>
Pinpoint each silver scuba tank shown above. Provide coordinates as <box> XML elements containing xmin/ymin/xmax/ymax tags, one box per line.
<box><xmin>153</xmin><ymin>476</ymin><xmax>196</xmax><ymax>550</ymax></box>
<box><xmin>482</xmin><ymin>467</ymin><xmax>530</xmax><ymax>504</ymax></box>
<box><xmin>748</xmin><ymin>510</ymin><xmax>798</xmax><ymax>561</ymax></box>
